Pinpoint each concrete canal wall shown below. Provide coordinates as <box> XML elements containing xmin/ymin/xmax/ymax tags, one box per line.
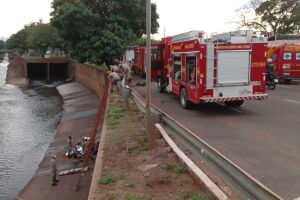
<box><xmin>71</xmin><ymin>61</ymin><xmax>107</xmax><ymax>99</ymax></box>
<box><xmin>6</xmin><ymin>55</ymin><xmax>107</xmax><ymax>98</ymax></box>
<box><xmin>7</xmin><ymin>55</ymin><xmax>108</xmax><ymax>200</ymax></box>
<box><xmin>6</xmin><ymin>54</ymin><xmax>28</xmax><ymax>85</ymax></box>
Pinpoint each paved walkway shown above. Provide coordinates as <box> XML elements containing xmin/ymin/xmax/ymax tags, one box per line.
<box><xmin>18</xmin><ymin>82</ymin><xmax>102</xmax><ymax>200</ymax></box>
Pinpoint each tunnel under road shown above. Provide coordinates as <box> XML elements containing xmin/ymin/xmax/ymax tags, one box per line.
<box><xmin>27</xmin><ymin>63</ymin><xmax>69</xmax><ymax>80</ymax></box>
<box><xmin>49</xmin><ymin>63</ymin><xmax>68</xmax><ymax>80</ymax></box>
<box><xmin>27</xmin><ymin>63</ymin><xmax>47</xmax><ymax>80</ymax></box>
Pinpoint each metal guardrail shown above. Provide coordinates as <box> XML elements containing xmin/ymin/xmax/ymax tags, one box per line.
<box><xmin>131</xmin><ymin>89</ymin><xmax>283</xmax><ymax>200</ymax></box>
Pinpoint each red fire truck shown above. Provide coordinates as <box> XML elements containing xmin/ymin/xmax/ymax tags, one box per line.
<box><xmin>267</xmin><ymin>44</ymin><xmax>300</xmax><ymax>83</ymax></box>
<box><xmin>159</xmin><ymin>30</ymin><xmax>268</xmax><ymax>108</ymax></box>
<box><xmin>133</xmin><ymin>44</ymin><xmax>163</xmax><ymax>80</ymax></box>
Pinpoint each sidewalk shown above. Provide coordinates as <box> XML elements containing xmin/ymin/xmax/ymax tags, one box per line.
<box><xmin>18</xmin><ymin>82</ymin><xmax>103</xmax><ymax>200</ymax></box>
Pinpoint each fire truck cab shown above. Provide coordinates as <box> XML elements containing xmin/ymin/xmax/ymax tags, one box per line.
<box><xmin>267</xmin><ymin>44</ymin><xmax>300</xmax><ymax>83</ymax></box>
<box><xmin>133</xmin><ymin>45</ymin><xmax>163</xmax><ymax>80</ymax></box>
<box><xmin>161</xmin><ymin>30</ymin><xmax>268</xmax><ymax>108</ymax></box>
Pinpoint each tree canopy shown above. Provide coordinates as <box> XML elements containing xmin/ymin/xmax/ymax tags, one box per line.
<box><xmin>0</xmin><ymin>40</ymin><xmax>5</xmax><ymax>49</ymax></box>
<box><xmin>237</xmin><ymin>0</ymin><xmax>300</xmax><ymax>35</ymax></box>
<box><xmin>6</xmin><ymin>27</ymin><xmax>30</xmax><ymax>54</ymax></box>
<box><xmin>27</xmin><ymin>23</ymin><xmax>62</xmax><ymax>54</ymax></box>
<box><xmin>50</xmin><ymin>0</ymin><xmax>159</xmax><ymax>65</ymax></box>
<box><xmin>6</xmin><ymin>21</ymin><xmax>63</xmax><ymax>55</ymax></box>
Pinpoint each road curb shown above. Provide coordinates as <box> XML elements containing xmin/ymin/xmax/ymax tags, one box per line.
<box><xmin>155</xmin><ymin>123</ymin><xmax>229</xmax><ymax>200</ymax></box>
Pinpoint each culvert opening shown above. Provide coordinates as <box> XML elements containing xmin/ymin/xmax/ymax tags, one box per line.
<box><xmin>27</xmin><ymin>63</ymin><xmax>47</xmax><ymax>80</ymax></box>
<box><xmin>49</xmin><ymin>63</ymin><xmax>68</xmax><ymax>80</ymax></box>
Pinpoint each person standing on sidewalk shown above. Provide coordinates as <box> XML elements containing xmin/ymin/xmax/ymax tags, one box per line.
<box><xmin>51</xmin><ymin>154</ymin><xmax>59</xmax><ymax>186</ymax></box>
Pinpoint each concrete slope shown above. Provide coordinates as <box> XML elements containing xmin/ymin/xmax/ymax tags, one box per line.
<box><xmin>18</xmin><ymin>82</ymin><xmax>102</xmax><ymax>200</ymax></box>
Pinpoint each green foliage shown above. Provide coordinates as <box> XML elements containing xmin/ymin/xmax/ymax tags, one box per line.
<box><xmin>0</xmin><ymin>40</ymin><xmax>5</xmax><ymax>49</ymax></box>
<box><xmin>26</xmin><ymin>23</ymin><xmax>62</xmax><ymax>55</ymax></box>
<box><xmin>88</xmin><ymin>63</ymin><xmax>108</xmax><ymax>72</ymax></box>
<box><xmin>98</xmin><ymin>175</ymin><xmax>116</xmax><ymax>185</ymax></box>
<box><xmin>107</xmin><ymin>107</ymin><xmax>124</xmax><ymax>129</ymax></box>
<box><xmin>125</xmin><ymin>192</ymin><xmax>152</xmax><ymax>200</ymax></box>
<box><xmin>238</xmin><ymin>0</ymin><xmax>300</xmax><ymax>35</ymax></box>
<box><xmin>6</xmin><ymin>27</ymin><xmax>30</xmax><ymax>54</ymax></box>
<box><xmin>175</xmin><ymin>165</ymin><xmax>187</xmax><ymax>174</ymax></box>
<box><xmin>255</xmin><ymin>0</ymin><xmax>300</xmax><ymax>34</ymax></box>
<box><xmin>50</xmin><ymin>0</ymin><xmax>159</xmax><ymax>65</ymax></box>
<box><xmin>5</xmin><ymin>21</ymin><xmax>63</xmax><ymax>55</ymax></box>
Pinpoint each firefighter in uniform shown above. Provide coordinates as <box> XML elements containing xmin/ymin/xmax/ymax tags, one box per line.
<box><xmin>120</xmin><ymin>62</ymin><xmax>132</xmax><ymax>85</ymax></box>
<box><xmin>51</xmin><ymin>154</ymin><xmax>59</xmax><ymax>186</ymax></box>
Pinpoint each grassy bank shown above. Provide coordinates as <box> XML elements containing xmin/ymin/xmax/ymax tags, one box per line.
<box><xmin>93</xmin><ymin>93</ymin><xmax>215</xmax><ymax>200</ymax></box>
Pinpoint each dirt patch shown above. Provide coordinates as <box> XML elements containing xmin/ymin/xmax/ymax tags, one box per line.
<box><xmin>93</xmin><ymin>93</ymin><xmax>215</xmax><ymax>200</ymax></box>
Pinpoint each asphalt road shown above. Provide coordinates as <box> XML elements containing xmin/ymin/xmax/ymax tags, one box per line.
<box><xmin>131</xmin><ymin>79</ymin><xmax>300</xmax><ymax>200</ymax></box>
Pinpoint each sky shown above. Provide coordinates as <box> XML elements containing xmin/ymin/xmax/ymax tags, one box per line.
<box><xmin>0</xmin><ymin>0</ymin><xmax>249</xmax><ymax>40</ymax></box>
<box><xmin>0</xmin><ymin>0</ymin><xmax>52</xmax><ymax>39</ymax></box>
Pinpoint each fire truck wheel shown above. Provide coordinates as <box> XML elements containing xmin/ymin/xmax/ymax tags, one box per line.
<box><xmin>180</xmin><ymin>88</ymin><xmax>191</xmax><ymax>109</ymax></box>
<box><xmin>224</xmin><ymin>100</ymin><xmax>244</xmax><ymax>107</ymax></box>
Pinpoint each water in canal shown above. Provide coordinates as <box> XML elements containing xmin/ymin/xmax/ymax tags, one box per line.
<box><xmin>0</xmin><ymin>54</ymin><xmax>63</xmax><ymax>200</ymax></box>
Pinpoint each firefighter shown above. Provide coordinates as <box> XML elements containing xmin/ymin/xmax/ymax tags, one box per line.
<box><xmin>110</xmin><ymin>65</ymin><xmax>121</xmax><ymax>73</ymax></box>
<box><xmin>107</xmin><ymin>71</ymin><xmax>122</xmax><ymax>93</ymax></box>
<box><xmin>119</xmin><ymin>62</ymin><xmax>132</xmax><ymax>85</ymax></box>
<box><xmin>51</xmin><ymin>154</ymin><xmax>59</xmax><ymax>186</ymax></box>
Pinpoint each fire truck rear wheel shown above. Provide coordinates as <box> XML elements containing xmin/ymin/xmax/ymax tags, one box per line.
<box><xmin>224</xmin><ymin>100</ymin><xmax>244</xmax><ymax>107</ymax></box>
<box><xmin>180</xmin><ymin>88</ymin><xmax>191</xmax><ymax>109</ymax></box>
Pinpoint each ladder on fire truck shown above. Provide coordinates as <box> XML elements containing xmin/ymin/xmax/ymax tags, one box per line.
<box><xmin>171</xmin><ymin>31</ymin><xmax>206</xmax><ymax>44</ymax></box>
<box><xmin>210</xmin><ymin>30</ymin><xmax>253</xmax><ymax>43</ymax></box>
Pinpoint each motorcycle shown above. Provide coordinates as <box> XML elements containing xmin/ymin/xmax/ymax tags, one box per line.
<box><xmin>266</xmin><ymin>72</ymin><xmax>278</xmax><ymax>90</ymax></box>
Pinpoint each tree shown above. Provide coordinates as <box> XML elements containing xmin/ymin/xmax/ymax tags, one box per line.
<box><xmin>237</xmin><ymin>0</ymin><xmax>300</xmax><ymax>35</ymax></box>
<box><xmin>26</xmin><ymin>23</ymin><xmax>62</xmax><ymax>55</ymax></box>
<box><xmin>50</xmin><ymin>0</ymin><xmax>159</xmax><ymax>65</ymax></box>
<box><xmin>0</xmin><ymin>40</ymin><xmax>5</xmax><ymax>49</ymax></box>
<box><xmin>5</xmin><ymin>22</ymin><xmax>63</xmax><ymax>55</ymax></box>
<box><xmin>6</xmin><ymin>28</ymin><xmax>30</xmax><ymax>54</ymax></box>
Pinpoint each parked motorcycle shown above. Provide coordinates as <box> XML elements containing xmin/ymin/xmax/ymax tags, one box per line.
<box><xmin>266</xmin><ymin>73</ymin><xmax>278</xmax><ymax>90</ymax></box>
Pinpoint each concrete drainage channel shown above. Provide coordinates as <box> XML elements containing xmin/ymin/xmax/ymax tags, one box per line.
<box><xmin>131</xmin><ymin>90</ymin><xmax>283</xmax><ymax>200</ymax></box>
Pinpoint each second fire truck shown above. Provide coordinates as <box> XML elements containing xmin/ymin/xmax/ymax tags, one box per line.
<box><xmin>267</xmin><ymin>43</ymin><xmax>300</xmax><ymax>83</ymax></box>
<box><xmin>159</xmin><ymin>30</ymin><xmax>268</xmax><ymax>108</ymax></box>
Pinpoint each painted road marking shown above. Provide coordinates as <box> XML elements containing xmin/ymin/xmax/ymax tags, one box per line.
<box><xmin>285</xmin><ymin>99</ymin><xmax>300</xmax><ymax>105</ymax></box>
<box><xmin>293</xmin><ymin>197</ymin><xmax>300</xmax><ymax>200</ymax></box>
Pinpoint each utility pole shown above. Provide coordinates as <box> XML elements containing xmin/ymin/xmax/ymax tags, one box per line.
<box><xmin>146</xmin><ymin>0</ymin><xmax>156</xmax><ymax>149</ymax></box>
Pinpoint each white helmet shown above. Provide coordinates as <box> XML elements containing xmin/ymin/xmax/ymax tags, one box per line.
<box><xmin>267</xmin><ymin>58</ymin><xmax>272</xmax><ymax>63</ymax></box>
